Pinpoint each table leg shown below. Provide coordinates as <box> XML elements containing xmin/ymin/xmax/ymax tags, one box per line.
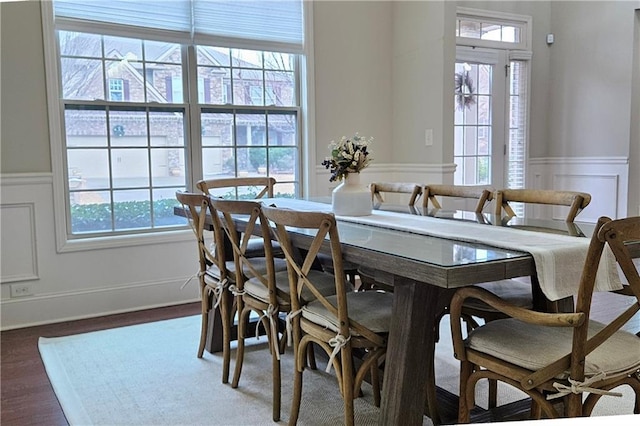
<box><xmin>205</xmin><ymin>305</ymin><xmax>224</xmax><ymax>353</ymax></box>
<box><xmin>380</xmin><ymin>278</ymin><xmax>442</xmax><ymax>425</ymax></box>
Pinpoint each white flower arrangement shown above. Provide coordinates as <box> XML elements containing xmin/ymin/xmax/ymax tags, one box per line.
<box><xmin>321</xmin><ymin>133</ymin><xmax>373</xmax><ymax>182</ymax></box>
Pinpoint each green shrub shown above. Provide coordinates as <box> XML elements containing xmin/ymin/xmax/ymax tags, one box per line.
<box><xmin>71</xmin><ymin>199</ymin><xmax>182</xmax><ymax>233</ymax></box>
<box><xmin>71</xmin><ymin>195</ymin><xmax>295</xmax><ymax>233</ymax></box>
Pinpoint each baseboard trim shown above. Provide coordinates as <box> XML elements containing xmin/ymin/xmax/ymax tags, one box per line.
<box><xmin>0</xmin><ymin>277</ymin><xmax>200</xmax><ymax>330</ymax></box>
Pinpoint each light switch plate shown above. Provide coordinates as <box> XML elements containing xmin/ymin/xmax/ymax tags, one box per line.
<box><xmin>425</xmin><ymin>129</ymin><xmax>433</xmax><ymax>146</ymax></box>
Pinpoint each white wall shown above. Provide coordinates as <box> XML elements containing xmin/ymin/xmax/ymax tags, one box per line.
<box><xmin>547</xmin><ymin>2</ymin><xmax>637</xmax><ymax>157</ymax></box>
<box><xmin>0</xmin><ymin>0</ymin><xmax>51</xmax><ymax>173</ymax></box>
<box><xmin>312</xmin><ymin>0</ymin><xmax>393</xmax><ymax>191</ymax></box>
<box><xmin>391</xmin><ymin>0</ymin><xmax>456</xmax><ymax>167</ymax></box>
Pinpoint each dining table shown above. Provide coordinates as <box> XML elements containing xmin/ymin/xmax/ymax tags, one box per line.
<box><xmin>174</xmin><ymin>197</ymin><xmax>628</xmax><ymax>425</ymax></box>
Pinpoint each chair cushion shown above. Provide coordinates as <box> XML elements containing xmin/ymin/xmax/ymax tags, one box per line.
<box><xmin>241</xmin><ymin>257</ymin><xmax>288</xmax><ymax>278</ymax></box>
<box><xmin>467</xmin><ymin>318</ymin><xmax>640</xmax><ymax>379</ymax></box>
<box><xmin>245</xmin><ymin>237</ymin><xmax>283</xmax><ymax>258</ymax></box>
<box><xmin>302</xmin><ymin>291</ymin><xmax>393</xmax><ymax>335</ymax></box>
<box><xmin>465</xmin><ymin>278</ymin><xmax>533</xmax><ymax>311</ymax></box>
<box><xmin>204</xmin><ymin>262</ymin><xmax>235</xmax><ymax>281</ymax></box>
<box><xmin>316</xmin><ymin>252</ymin><xmax>359</xmax><ymax>271</ymax></box>
<box><xmin>244</xmin><ymin>269</ymin><xmax>338</xmax><ymax>305</ymax></box>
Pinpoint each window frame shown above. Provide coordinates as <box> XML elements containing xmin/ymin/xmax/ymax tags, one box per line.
<box><xmin>41</xmin><ymin>1</ymin><xmax>314</xmax><ymax>252</ymax></box>
<box><xmin>454</xmin><ymin>7</ymin><xmax>533</xmax><ymax>201</ymax></box>
<box><xmin>456</xmin><ymin>7</ymin><xmax>532</xmax><ymax>51</ymax></box>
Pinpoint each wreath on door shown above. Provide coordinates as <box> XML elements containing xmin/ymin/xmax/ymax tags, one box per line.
<box><xmin>455</xmin><ymin>71</ymin><xmax>475</xmax><ymax>111</ymax></box>
<box><xmin>112</xmin><ymin>124</ymin><xmax>125</xmax><ymax>137</ymax></box>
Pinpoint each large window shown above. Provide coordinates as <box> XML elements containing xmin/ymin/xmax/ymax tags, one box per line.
<box><xmin>44</xmin><ymin>1</ymin><xmax>304</xmax><ymax>241</ymax></box>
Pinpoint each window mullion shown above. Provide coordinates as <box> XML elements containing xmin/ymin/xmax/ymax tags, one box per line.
<box><xmin>186</xmin><ymin>44</ymin><xmax>203</xmax><ymax>190</ymax></box>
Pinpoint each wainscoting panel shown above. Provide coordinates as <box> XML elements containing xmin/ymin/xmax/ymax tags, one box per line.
<box><xmin>529</xmin><ymin>157</ymin><xmax>628</xmax><ymax>222</ymax></box>
<box><xmin>0</xmin><ymin>203</ymin><xmax>39</xmax><ymax>282</ymax></box>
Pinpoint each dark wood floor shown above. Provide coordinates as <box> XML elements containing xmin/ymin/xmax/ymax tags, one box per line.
<box><xmin>1</xmin><ymin>302</ymin><xmax>200</xmax><ymax>426</ymax></box>
<box><xmin>1</xmin><ymin>292</ymin><xmax>637</xmax><ymax>426</ymax></box>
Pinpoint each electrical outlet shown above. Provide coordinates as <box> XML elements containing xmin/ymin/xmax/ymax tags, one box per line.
<box><xmin>10</xmin><ymin>283</ymin><xmax>33</xmax><ymax>298</ymax></box>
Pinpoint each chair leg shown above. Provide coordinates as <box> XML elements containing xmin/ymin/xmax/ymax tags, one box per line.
<box><xmin>565</xmin><ymin>393</ymin><xmax>583</xmax><ymax>417</ymax></box>
<box><xmin>289</xmin><ymin>340</ymin><xmax>306</xmax><ymax>426</ymax></box>
<box><xmin>197</xmin><ymin>287</ymin><xmax>210</xmax><ymax>358</ymax></box>
<box><xmin>270</xmin><ymin>317</ymin><xmax>282</xmax><ymax>422</ymax></box>
<box><xmin>220</xmin><ymin>290</ymin><xmax>234</xmax><ymax>384</ymax></box>
<box><xmin>530</xmin><ymin>398</ymin><xmax>542</xmax><ymax>419</ymax></box>
<box><xmin>341</xmin><ymin>346</ymin><xmax>355</xmax><ymax>426</ymax></box>
<box><xmin>231</xmin><ymin>303</ymin><xmax>249</xmax><ymax>388</ymax></box>
<box><xmin>458</xmin><ymin>361</ymin><xmax>474</xmax><ymax>423</ymax></box>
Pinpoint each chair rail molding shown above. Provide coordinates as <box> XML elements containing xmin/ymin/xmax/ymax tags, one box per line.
<box><xmin>528</xmin><ymin>156</ymin><xmax>629</xmax><ymax>221</ymax></box>
<box><xmin>313</xmin><ymin>162</ymin><xmax>456</xmax><ymax>196</ymax></box>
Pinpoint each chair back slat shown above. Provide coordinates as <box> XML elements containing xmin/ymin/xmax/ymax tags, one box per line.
<box><xmin>495</xmin><ymin>189</ymin><xmax>591</xmax><ymax>222</ymax></box>
<box><xmin>370</xmin><ymin>182</ymin><xmax>422</xmax><ymax>206</ymax></box>
<box><xmin>423</xmin><ymin>184</ymin><xmax>494</xmax><ymax>213</ymax></box>
<box><xmin>197</xmin><ymin>177</ymin><xmax>276</xmax><ymax>199</ymax></box>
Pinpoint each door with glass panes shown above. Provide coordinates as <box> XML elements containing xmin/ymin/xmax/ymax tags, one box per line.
<box><xmin>454</xmin><ymin>47</ymin><xmax>508</xmax><ymax>198</ymax></box>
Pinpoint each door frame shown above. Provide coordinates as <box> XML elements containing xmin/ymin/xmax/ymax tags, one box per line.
<box><xmin>455</xmin><ymin>46</ymin><xmax>509</xmax><ymax>189</ymax></box>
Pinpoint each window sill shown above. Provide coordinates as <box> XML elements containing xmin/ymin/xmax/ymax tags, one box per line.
<box><xmin>57</xmin><ymin>229</ymin><xmax>193</xmax><ymax>253</ymax></box>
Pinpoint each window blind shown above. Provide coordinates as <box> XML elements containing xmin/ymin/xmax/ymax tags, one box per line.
<box><xmin>53</xmin><ymin>0</ymin><xmax>304</xmax><ymax>53</ymax></box>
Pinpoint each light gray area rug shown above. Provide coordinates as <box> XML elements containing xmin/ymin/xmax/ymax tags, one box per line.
<box><xmin>39</xmin><ymin>315</ymin><xmax>636</xmax><ymax>425</ymax></box>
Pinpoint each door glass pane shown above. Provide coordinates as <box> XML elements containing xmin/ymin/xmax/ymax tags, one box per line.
<box><xmin>454</xmin><ymin>61</ymin><xmax>492</xmax><ymax>186</ymax></box>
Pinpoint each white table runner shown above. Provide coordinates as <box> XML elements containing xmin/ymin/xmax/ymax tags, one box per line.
<box><xmin>263</xmin><ymin>199</ymin><xmax>623</xmax><ymax>301</ymax></box>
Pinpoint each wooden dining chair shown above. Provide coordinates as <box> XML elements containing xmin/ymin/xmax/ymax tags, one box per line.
<box><xmin>208</xmin><ymin>198</ymin><xmax>293</xmax><ymax>421</ymax></box>
<box><xmin>450</xmin><ymin>215</ymin><xmax>640</xmax><ymax>422</ymax></box>
<box><xmin>175</xmin><ymin>191</ymin><xmax>235</xmax><ymax>384</ymax></box>
<box><xmin>495</xmin><ymin>188</ymin><xmax>592</xmax><ymax>223</ymax></box>
<box><xmin>262</xmin><ymin>205</ymin><xmax>393</xmax><ymax>426</ymax></box>
<box><xmin>463</xmin><ymin>188</ymin><xmax>593</xmax><ymax>407</ymax></box>
<box><xmin>423</xmin><ymin>184</ymin><xmax>494</xmax><ymax>214</ymax></box>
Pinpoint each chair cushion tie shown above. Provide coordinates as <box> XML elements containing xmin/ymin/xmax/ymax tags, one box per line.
<box><xmin>285</xmin><ymin>309</ymin><xmax>302</xmax><ymax>347</ymax></box>
<box><xmin>326</xmin><ymin>334</ymin><xmax>351</xmax><ymax>373</ymax></box>
<box><xmin>255</xmin><ymin>304</ymin><xmax>282</xmax><ymax>360</ymax></box>
<box><xmin>209</xmin><ymin>278</ymin><xmax>228</xmax><ymax>309</ymax></box>
<box><xmin>228</xmin><ymin>284</ymin><xmax>245</xmax><ymax>297</ymax></box>
<box><xmin>548</xmin><ymin>371</ymin><xmax>623</xmax><ymax>400</ymax></box>
<box><xmin>180</xmin><ymin>271</ymin><xmax>198</xmax><ymax>290</ymax></box>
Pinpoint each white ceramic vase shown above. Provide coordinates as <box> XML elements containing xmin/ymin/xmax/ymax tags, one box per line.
<box><xmin>331</xmin><ymin>173</ymin><xmax>372</xmax><ymax>216</ymax></box>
